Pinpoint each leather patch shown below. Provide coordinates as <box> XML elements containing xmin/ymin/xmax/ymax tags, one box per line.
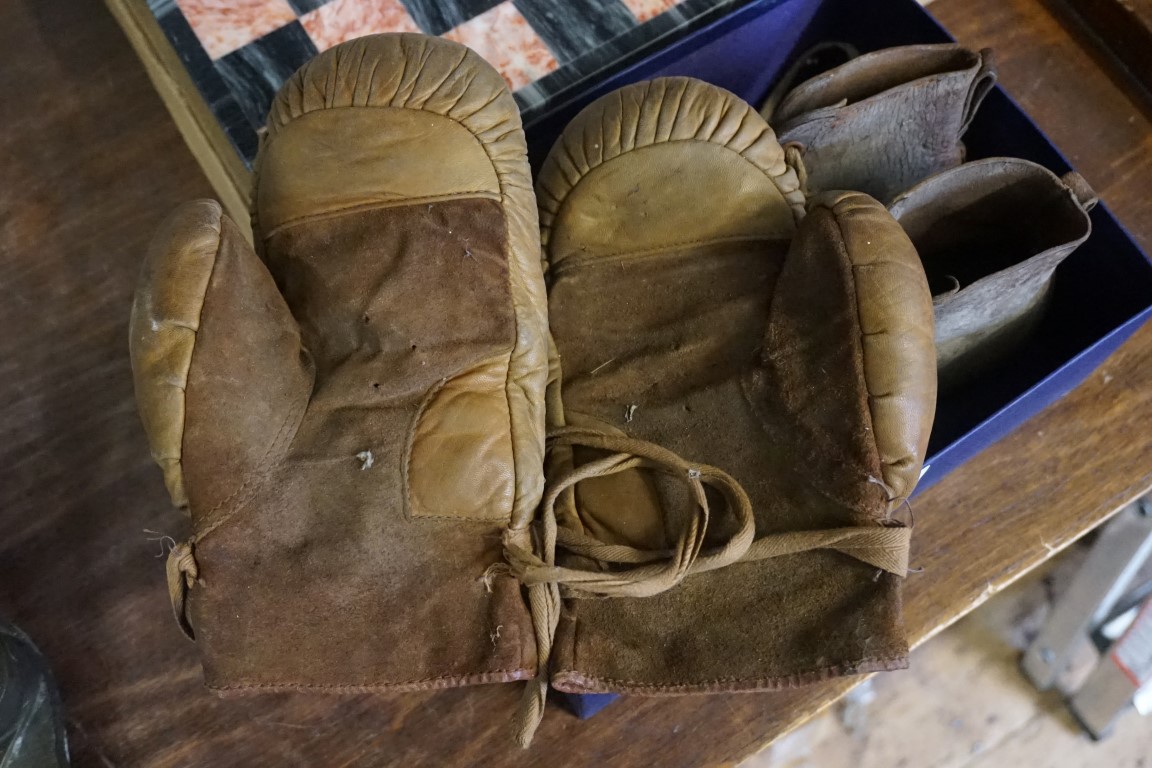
<box><xmin>407</xmin><ymin>355</ymin><xmax>514</xmax><ymax>521</ymax></box>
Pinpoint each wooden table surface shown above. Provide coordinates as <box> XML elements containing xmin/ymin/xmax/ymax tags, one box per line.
<box><xmin>2</xmin><ymin>0</ymin><xmax>1150</xmax><ymax>766</ymax></box>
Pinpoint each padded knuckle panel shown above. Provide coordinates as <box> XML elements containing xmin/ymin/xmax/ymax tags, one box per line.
<box><xmin>536</xmin><ymin>76</ymin><xmax>806</xmax><ymax>257</ymax></box>
<box><xmin>258</xmin><ymin>109</ymin><xmax>501</xmax><ymax>232</ymax></box>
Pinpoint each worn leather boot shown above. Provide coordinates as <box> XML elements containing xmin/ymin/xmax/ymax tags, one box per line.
<box><xmin>773</xmin><ymin>44</ymin><xmax>997</xmax><ymax>202</ymax></box>
<box><xmin>889</xmin><ymin>157</ymin><xmax>1097</xmax><ymax>388</ymax></box>
<box><xmin>509</xmin><ymin>78</ymin><xmax>937</xmax><ymax>744</ymax></box>
<box><xmin>130</xmin><ymin>34</ymin><xmax>549</xmax><ymax>693</ymax></box>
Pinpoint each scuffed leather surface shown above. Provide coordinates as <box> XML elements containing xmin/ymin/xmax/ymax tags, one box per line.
<box><xmin>257</xmin><ymin>107</ymin><xmax>501</xmax><ymax>233</ymax></box>
<box><xmin>129</xmin><ymin>201</ymin><xmax>222</xmax><ymax>509</ymax></box>
<box><xmin>749</xmin><ymin>191</ymin><xmax>936</xmax><ymax>512</ymax></box>
<box><xmin>538</xmin><ymin>76</ymin><xmax>807</xmax><ymax>257</ymax></box>
<box><xmin>407</xmin><ymin>355</ymin><xmax>515</xmax><ymax>521</ymax></box>
<box><xmin>776</xmin><ymin>44</ymin><xmax>996</xmax><ymax>203</ymax></box>
<box><xmin>889</xmin><ymin>157</ymin><xmax>1094</xmax><ymax>388</ymax></box>
<box><xmin>260</xmin><ymin>34</ymin><xmax>549</xmax><ymax>532</ymax></box>
<box><xmin>537</xmin><ymin>79</ymin><xmax>935</xmax><ymax>693</ymax></box>
<box><xmin>130</xmin><ymin>34</ymin><xmax>547</xmax><ymax>691</ymax></box>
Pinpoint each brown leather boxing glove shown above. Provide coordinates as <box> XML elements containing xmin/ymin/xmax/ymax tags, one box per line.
<box><xmin>773</xmin><ymin>44</ymin><xmax>997</xmax><ymax>203</ymax></box>
<box><xmin>507</xmin><ymin>78</ymin><xmax>936</xmax><ymax>744</ymax></box>
<box><xmin>889</xmin><ymin>157</ymin><xmax>1097</xmax><ymax>389</ymax></box>
<box><xmin>130</xmin><ymin>34</ymin><xmax>549</xmax><ymax>693</ymax></box>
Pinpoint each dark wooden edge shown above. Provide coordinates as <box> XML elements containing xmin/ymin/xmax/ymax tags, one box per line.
<box><xmin>1052</xmin><ymin>0</ymin><xmax>1152</xmax><ymax>101</ymax></box>
<box><xmin>102</xmin><ymin>0</ymin><xmax>253</xmax><ymax>239</ymax></box>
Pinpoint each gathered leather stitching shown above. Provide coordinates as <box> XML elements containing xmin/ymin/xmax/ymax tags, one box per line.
<box><xmin>545</xmin><ymin>136</ymin><xmax>798</xmax><ymax>244</ymax></box>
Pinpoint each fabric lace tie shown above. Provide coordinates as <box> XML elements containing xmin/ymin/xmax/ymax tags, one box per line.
<box><xmin>503</xmin><ymin>426</ymin><xmax>911</xmax><ymax>747</ymax></box>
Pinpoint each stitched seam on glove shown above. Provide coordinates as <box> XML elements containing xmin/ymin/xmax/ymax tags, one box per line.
<box><xmin>260</xmin><ymin>189</ymin><xmax>502</xmax><ymax>239</ymax></box>
<box><xmin>551</xmin><ymin>654</ymin><xmax>911</xmax><ymax>692</ymax></box>
<box><xmin>831</xmin><ymin>206</ymin><xmax>886</xmax><ymax>518</ymax></box>
<box><xmin>163</xmin><ymin>205</ymin><xmax>223</xmax><ymax>509</ymax></box>
<box><xmin>208</xmin><ymin>668</ymin><xmax>532</xmax><ymax>692</ymax></box>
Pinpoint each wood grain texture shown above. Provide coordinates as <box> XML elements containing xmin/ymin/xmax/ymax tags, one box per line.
<box><xmin>1056</xmin><ymin>0</ymin><xmax>1152</xmax><ymax>100</ymax></box>
<box><xmin>0</xmin><ymin>0</ymin><xmax>1149</xmax><ymax>766</ymax></box>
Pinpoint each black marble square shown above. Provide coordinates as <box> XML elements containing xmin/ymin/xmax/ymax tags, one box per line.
<box><xmin>399</xmin><ymin>0</ymin><xmax>504</xmax><ymax>35</ymax></box>
<box><xmin>146</xmin><ymin>0</ymin><xmax>755</xmax><ymax>169</ymax></box>
<box><xmin>146</xmin><ymin>0</ymin><xmax>179</xmax><ymax>17</ymax></box>
<box><xmin>517</xmin><ymin>0</ymin><xmax>751</xmax><ymax>123</ymax></box>
<box><xmin>285</xmin><ymin>0</ymin><xmax>334</xmax><ymax>14</ymax></box>
<box><xmin>214</xmin><ymin>22</ymin><xmax>319</xmax><ymax>136</ymax></box>
<box><xmin>514</xmin><ymin>0</ymin><xmax>636</xmax><ymax>64</ymax></box>
<box><xmin>152</xmin><ymin>0</ymin><xmax>260</xmax><ymax>162</ymax></box>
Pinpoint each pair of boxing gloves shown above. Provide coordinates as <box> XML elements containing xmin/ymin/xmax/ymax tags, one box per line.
<box><xmin>130</xmin><ymin>33</ymin><xmax>960</xmax><ymax>745</ymax></box>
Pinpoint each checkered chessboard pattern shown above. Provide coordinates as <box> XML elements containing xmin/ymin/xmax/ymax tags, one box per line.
<box><xmin>146</xmin><ymin>0</ymin><xmax>745</xmax><ymax>166</ymax></box>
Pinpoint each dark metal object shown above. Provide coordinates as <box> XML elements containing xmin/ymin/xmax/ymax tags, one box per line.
<box><xmin>0</xmin><ymin>619</ymin><xmax>70</xmax><ymax>767</ymax></box>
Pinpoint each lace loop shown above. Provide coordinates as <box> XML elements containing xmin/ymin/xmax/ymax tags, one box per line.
<box><xmin>166</xmin><ymin>539</ymin><xmax>199</xmax><ymax>641</ymax></box>
<box><xmin>505</xmin><ymin>425</ymin><xmax>914</xmax><ymax>747</ymax></box>
<box><xmin>511</xmin><ymin>427</ymin><xmax>756</xmax><ymax>598</ymax></box>
<box><xmin>505</xmin><ymin>427</ymin><xmax>755</xmax><ymax>747</ymax></box>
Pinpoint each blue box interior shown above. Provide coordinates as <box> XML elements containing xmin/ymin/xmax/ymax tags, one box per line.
<box><xmin>524</xmin><ymin>0</ymin><xmax>1152</xmax><ymax>721</ymax></box>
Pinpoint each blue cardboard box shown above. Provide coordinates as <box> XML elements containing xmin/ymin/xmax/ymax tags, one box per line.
<box><xmin>523</xmin><ymin>0</ymin><xmax>1152</xmax><ymax>719</ymax></box>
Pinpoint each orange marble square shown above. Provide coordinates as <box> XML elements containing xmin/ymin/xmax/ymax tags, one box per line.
<box><xmin>301</xmin><ymin>0</ymin><xmax>421</xmax><ymax>52</ymax></box>
<box><xmin>176</xmin><ymin>0</ymin><xmax>298</xmax><ymax>59</ymax></box>
<box><xmin>622</xmin><ymin>0</ymin><xmax>686</xmax><ymax>23</ymax></box>
<box><xmin>443</xmin><ymin>3</ymin><xmax>558</xmax><ymax>92</ymax></box>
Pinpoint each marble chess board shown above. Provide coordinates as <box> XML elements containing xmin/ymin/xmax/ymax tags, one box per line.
<box><xmin>147</xmin><ymin>0</ymin><xmax>746</xmax><ymax>167</ymax></box>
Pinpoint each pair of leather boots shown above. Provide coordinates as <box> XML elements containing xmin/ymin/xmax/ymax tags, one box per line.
<box><xmin>771</xmin><ymin>43</ymin><xmax>1097</xmax><ymax>388</ymax></box>
<box><xmin>132</xmin><ymin>34</ymin><xmax>952</xmax><ymax>746</ymax></box>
